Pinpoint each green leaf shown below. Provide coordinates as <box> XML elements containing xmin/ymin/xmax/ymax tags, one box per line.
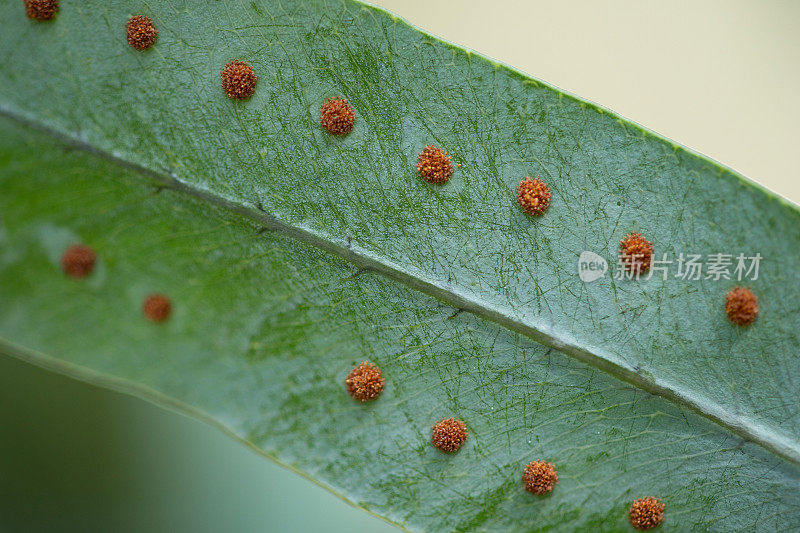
<box><xmin>1</xmin><ymin>0</ymin><xmax>799</xmax><ymax>530</ymax></box>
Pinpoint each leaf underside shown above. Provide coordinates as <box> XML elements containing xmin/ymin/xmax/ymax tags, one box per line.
<box><xmin>1</xmin><ymin>1</ymin><xmax>799</xmax><ymax>531</ymax></box>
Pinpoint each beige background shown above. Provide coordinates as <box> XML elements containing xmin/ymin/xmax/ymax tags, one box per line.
<box><xmin>371</xmin><ymin>0</ymin><xmax>800</xmax><ymax>205</ymax></box>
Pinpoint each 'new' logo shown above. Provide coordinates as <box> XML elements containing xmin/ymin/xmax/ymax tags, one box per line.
<box><xmin>578</xmin><ymin>251</ymin><xmax>607</xmax><ymax>282</ymax></box>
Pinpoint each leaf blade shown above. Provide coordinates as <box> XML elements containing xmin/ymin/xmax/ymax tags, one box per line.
<box><xmin>1</xmin><ymin>117</ymin><xmax>799</xmax><ymax>531</ymax></box>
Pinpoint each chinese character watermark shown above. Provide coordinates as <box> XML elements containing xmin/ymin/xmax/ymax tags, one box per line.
<box><xmin>578</xmin><ymin>251</ymin><xmax>762</xmax><ymax>283</ymax></box>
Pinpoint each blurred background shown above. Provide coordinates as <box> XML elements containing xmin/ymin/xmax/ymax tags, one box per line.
<box><xmin>2</xmin><ymin>1</ymin><xmax>798</xmax><ymax>531</ymax></box>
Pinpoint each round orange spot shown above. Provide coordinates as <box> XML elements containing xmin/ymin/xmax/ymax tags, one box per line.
<box><xmin>725</xmin><ymin>287</ymin><xmax>758</xmax><ymax>326</ymax></box>
<box><xmin>345</xmin><ymin>361</ymin><xmax>385</xmax><ymax>401</ymax></box>
<box><xmin>516</xmin><ymin>177</ymin><xmax>551</xmax><ymax>216</ymax></box>
<box><xmin>522</xmin><ymin>460</ymin><xmax>558</xmax><ymax>495</ymax></box>
<box><xmin>629</xmin><ymin>497</ymin><xmax>665</xmax><ymax>530</ymax></box>
<box><xmin>320</xmin><ymin>97</ymin><xmax>356</xmax><ymax>135</ymax></box>
<box><xmin>24</xmin><ymin>0</ymin><xmax>59</xmax><ymax>21</ymax></box>
<box><xmin>417</xmin><ymin>145</ymin><xmax>454</xmax><ymax>185</ymax></box>
<box><xmin>143</xmin><ymin>293</ymin><xmax>172</xmax><ymax>323</ymax></box>
<box><xmin>125</xmin><ymin>15</ymin><xmax>158</xmax><ymax>51</ymax></box>
<box><xmin>619</xmin><ymin>232</ymin><xmax>654</xmax><ymax>275</ymax></box>
<box><xmin>431</xmin><ymin>417</ymin><xmax>467</xmax><ymax>453</ymax></box>
<box><xmin>221</xmin><ymin>60</ymin><xmax>257</xmax><ymax>100</ymax></box>
<box><xmin>60</xmin><ymin>244</ymin><xmax>96</xmax><ymax>279</ymax></box>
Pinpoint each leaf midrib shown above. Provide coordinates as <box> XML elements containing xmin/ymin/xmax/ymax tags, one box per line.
<box><xmin>3</xmin><ymin>106</ymin><xmax>798</xmax><ymax>468</ymax></box>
